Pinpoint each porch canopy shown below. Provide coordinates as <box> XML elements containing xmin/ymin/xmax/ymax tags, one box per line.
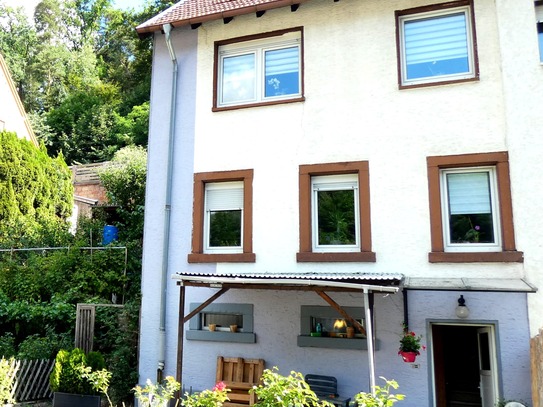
<box><xmin>172</xmin><ymin>271</ymin><xmax>403</xmax><ymax>394</ymax></box>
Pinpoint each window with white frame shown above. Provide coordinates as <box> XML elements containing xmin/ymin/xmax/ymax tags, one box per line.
<box><xmin>297</xmin><ymin>161</ymin><xmax>375</xmax><ymax>262</ymax></box>
<box><xmin>188</xmin><ymin>169</ymin><xmax>254</xmax><ymax>263</ymax></box>
<box><xmin>536</xmin><ymin>2</ymin><xmax>543</xmax><ymax>62</ymax></box>
<box><xmin>311</xmin><ymin>174</ymin><xmax>359</xmax><ymax>252</ymax></box>
<box><xmin>427</xmin><ymin>152</ymin><xmax>523</xmax><ymax>262</ymax></box>
<box><xmin>441</xmin><ymin>167</ymin><xmax>501</xmax><ymax>252</ymax></box>
<box><xmin>396</xmin><ymin>1</ymin><xmax>478</xmax><ymax>87</ymax></box>
<box><xmin>215</xmin><ymin>28</ymin><xmax>302</xmax><ymax>109</ymax></box>
<box><xmin>204</xmin><ymin>181</ymin><xmax>244</xmax><ymax>253</ymax></box>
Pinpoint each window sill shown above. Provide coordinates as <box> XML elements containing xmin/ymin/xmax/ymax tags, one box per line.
<box><xmin>399</xmin><ymin>76</ymin><xmax>479</xmax><ymax>90</ymax></box>
<box><xmin>186</xmin><ymin>330</ymin><xmax>256</xmax><ymax>343</ymax></box>
<box><xmin>297</xmin><ymin>335</ymin><xmax>378</xmax><ymax>350</ymax></box>
<box><xmin>188</xmin><ymin>253</ymin><xmax>256</xmax><ymax>263</ymax></box>
<box><xmin>212</xmin><ymin>96</ymin><xmax>305</xmax><ymax>112</ymax></box>
<box><xmin>296</xmin><ymin>252</ymin><xmax>376</xmax><ymax>262</ymax></box>
<box><xmin>428</xmin><ymin>251</ymin><xmax>524</xmax><ymax>263</ymax></box>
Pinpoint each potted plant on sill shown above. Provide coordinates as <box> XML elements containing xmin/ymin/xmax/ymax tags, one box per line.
<box><xmin>398</xmin><ymin>326</ymin><xmax>425</xmax><ymax>363</ymax></box>
<box><xmin>50</xmin><ymin>348</ymin><xmax>111</xmax><ymax>407</ymax></box>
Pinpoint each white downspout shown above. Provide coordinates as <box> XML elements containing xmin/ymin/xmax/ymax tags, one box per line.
<box><xmin>158</xmin><ymin>22</ymin><xmax>178</xmax><ymax>377</ymax></box>
<box><xmin>364</xmin><ymin>289</ymin><xmax>376</xmax><ymax>395</ymax></box>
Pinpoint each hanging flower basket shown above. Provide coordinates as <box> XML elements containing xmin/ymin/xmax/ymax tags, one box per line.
<box><xmin>399</xmin><ymin>351</ymin><xmax>417</xmax><ymax>363</ymax></box>
<box><xmin>398</xmin><ymin>324</ymin><xmax>425</xmax><ymax>362</ymax></box>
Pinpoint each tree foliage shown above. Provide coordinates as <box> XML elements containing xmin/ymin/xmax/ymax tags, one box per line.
<box><xmin>0</xmin><ymin>131</ymin><xmax>73</xmax><ymax>248</ymax></box>
<box><xmin>0</xmin><ymin>0</ymin><xmax>174</xmax><ymax>163</ymax></box>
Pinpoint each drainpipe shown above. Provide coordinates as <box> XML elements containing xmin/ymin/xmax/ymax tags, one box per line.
<box><xmin>157</xmin><ymin>22</ymin><xmax>178</xmax><ymax>380</ymax></box>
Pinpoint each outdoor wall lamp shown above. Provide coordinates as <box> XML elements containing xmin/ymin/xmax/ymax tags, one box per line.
<box><xmin>455</xmin><ymin>295</ymin><xmax>470</xmax><ymax>318</ymax></box>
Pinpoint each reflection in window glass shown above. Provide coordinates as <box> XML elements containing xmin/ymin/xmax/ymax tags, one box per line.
<box><xmin>446</xmin><ymin>172</ymin><xmax>495</xmax><ymax>244</ymax></box>
<box><xmin>209</xmin><ymin>210</ymin><xmax>242</xmax><ymax>247</ymax></box>
<box><xmin>265</xmin><ymin>47</ymin><xmax>300</xmax><ymax>97</ymax></box>
<box><xmin>404</xmin><ymin>12</ymin><xmax>469</xmax><ymax>80</ymax></box>
<box><xmin>317</xmin><ymin>189</ymin><xmax>356</xmax><ymax>246</ymax></box>
<box><xmin>221</xmin><ymin>53</ymin><xmax>256</xmax><ymax>104</ymax></box>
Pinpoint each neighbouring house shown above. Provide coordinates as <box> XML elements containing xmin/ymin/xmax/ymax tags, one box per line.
<box><xmin>135</xmin><ymin>1</ymin><xmax>543</xmax><ymax>406</ymax></box>
<box><xmin>0</xmin><ymin>53</ymin><xmax>38</xmax><ymax>146</ymax></box>
<box><xmin>70</xmin><ymin>162</ymin><xmax>110</xmax><ymax>220</ymax></box>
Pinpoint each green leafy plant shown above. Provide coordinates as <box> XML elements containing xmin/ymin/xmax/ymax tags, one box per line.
<box><xmin>79</xmin><ymin>365</ymin><xmax>114</xmax><ymax>407</ymax></box>
<box><xmin>181</xmin><ymin>381</ymin><xmax>230</xmax><ymax>407</ymax></box>
<box><xmin>353</xmin><ymin>377</ymin><xmax>405</xmax><ymax>407</ymax></box>
<box><xmin>50</xmin><ymin>348</ymin><xmax>106</xmax><ymax>395</ymax></box>
<box><xmin>251</xmin><ymin>367</ymin><xmax>331</xmax><ymax>407</ymax></box>
<box><xmin>0</xmin><ymin>357</ymin><xmax>16</xmax><ymax>404</ymax></box>
<box><xmin>134</xmin><ymin>376</ymin><xmax>181</xmax><ymax>407</ymax></box>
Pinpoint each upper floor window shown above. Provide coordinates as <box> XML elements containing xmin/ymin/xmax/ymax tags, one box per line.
<box><xmin>188</xmin><ymin>169</ymin><xmax>255</xmax><ymax>263</ymax></box>
<box><xmin>297</xmin><ymin>161</ymin><xmax>375</xmax><ymax>263</ymax></box>
<box><xmin>396</xmin><ymin>1</ymin><xmax>479</xmax><ymax>88</ymax></box>
<box><xmin>427</xmin><ymin>152</ymin><xmax>523</xmax><ymax>263</ymax></box>
<box><xmin>536</xmin><ymin>1</ymin><xmax>543</xmax><ymax>62</ymax></box>
<box><xmin>214</xmin><ymin>27</ymin><xmax>304</xmax><ymax>110</ymax></box>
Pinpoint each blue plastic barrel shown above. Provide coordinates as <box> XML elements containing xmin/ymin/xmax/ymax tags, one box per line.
<box><xmin>102</xmin><ymin>225</ymin><xmax>118</xmax><ymax>245</ymax></box>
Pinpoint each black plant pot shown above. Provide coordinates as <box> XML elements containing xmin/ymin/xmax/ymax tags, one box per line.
<box><xmin>53</xmin><ymin>392</ymin><xmax>101</xmax><ymax>407</ymax></box>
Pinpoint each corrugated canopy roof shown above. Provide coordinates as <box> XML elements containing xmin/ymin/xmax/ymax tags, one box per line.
<box><xmin>173</xmin><ymin>271</ymin><xmax>403</xmax><ymax>292</ymax></box>
<box><xmin>136</xmin><ymin>0</ymin><xmax>310</xmax><ymax>35</ymax></box>
<box><xmin>403</xmin><ymin>277</ymin><xmax>537</xmax><ymax>293</ymax></box>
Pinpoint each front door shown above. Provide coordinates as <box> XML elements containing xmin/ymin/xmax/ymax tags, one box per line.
<box><xmin>432</xmin><ymin>324</ymin><xmax>499</xmax><ymax>407</ymax></box>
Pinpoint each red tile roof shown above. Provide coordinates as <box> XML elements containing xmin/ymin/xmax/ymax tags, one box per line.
<box><xmin>136</xmin><ymin>0</ymin><xmax>308</xmax><ymax>35</ymax></box>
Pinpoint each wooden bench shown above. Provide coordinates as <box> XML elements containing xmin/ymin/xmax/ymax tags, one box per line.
<box><xmin>216</xmin><ymin>356</ymin><xmax>265</xmax><ymax>407</ymax></box>
<box><xmin>305</xmin><ymin>374</ymin><xmax>351</xmax><ymax>407</ymax></box>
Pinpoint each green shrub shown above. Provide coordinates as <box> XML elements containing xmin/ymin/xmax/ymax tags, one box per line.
<box><xmin>50</xmin><ymin>348</ymin><xmax>106</xmax><ymax>395</ymax></box>
<box><xmin>17</xmin><ymin>332</ymin><xmax>72</xmax><ymax>360</ymax></box>
<box><xmin>0</xmin><ymin>333</ymin><xmax>16</xmax><ymax>358</ymax></box>
<box><xmin>352</xmin><ymin>377</ymin><xmax>405</xmax><ymax>407</ymax></box>
<box><xmin>0</xmin><ymin>357</ymin><xmax>16</xmax><ymax>404</ymax></box>
<box><xmin>251</xmin><ymin>367</ymin><xmax>330</xmax><ymax>407</ymax></box>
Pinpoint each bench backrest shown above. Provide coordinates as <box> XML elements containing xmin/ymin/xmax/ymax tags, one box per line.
<box><xmin>305</xmin><ymin>374</ymin><xmax>339</xmax><ymax>397</ymax></box>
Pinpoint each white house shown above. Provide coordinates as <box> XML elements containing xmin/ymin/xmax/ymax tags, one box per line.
<box><xmin>136</xmin><ymin>1</ymin><xmax>543</xmax><ymax>406</ymax></box>
<box><xmin>0</xmin><ymin>53</ymin><xmax>38</xmax><ymax>146</ymax></box>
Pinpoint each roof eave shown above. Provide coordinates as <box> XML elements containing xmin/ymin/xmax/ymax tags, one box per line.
<box><xmin>136</xmin><ymin>0</ymin><xmax>310</xmax><ymax>36</ymax></box>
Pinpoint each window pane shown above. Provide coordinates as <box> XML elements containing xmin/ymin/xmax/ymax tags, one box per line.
<box><xmin>404</xmin><ymin>12</ymin><xmax>469</xmax><ymax>80</ymax></box>
<box><xmin>265</xmin><ymin>46</ymin><xmax>300</xmax><ymax>97</ymax></box>
<box><xmin>446</xmin><ymin>172</ymin><xmax>495</xmax><ymax>244</ymax></box>
<box><xmin>209</xmin><ymin>210</ymin><xmax>241</xmax><ymax>247</ymax></box>
<box><xmin>221</xmin><ymin>53</ymin><xmax>255</xmax><ymax>104</ymax></box>
<box><xmin>317</xmin><ymin>189</ymin><xmax>356</xmax><ymax>245</ymax></box>
<box><xmin>203</xmin><ymin>313</ymin><xmax>243</xmax><ymax>329</ymax></box>
<box><xmin>538</xmin><ymin>23</ymin><xmax>543</xmax><ymax>63</ymax></box>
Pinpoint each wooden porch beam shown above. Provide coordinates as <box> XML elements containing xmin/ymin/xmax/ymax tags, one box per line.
<box><xmin>182</xmin><ymin>287</ymin><xmax>230</xmax><ymax>323</ymax></box>
<box><xmin>316</xmin><ymin>291</ymin><xmax>367</xmax><ymax>336</ymax></box>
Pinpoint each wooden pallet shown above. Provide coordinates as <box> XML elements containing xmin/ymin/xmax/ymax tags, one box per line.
<box><xmin>216</xmin><ymin>356</ymin><xmax>265</xmax><ymax>407</ymax></box>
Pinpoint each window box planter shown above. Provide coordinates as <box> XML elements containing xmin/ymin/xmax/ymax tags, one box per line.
<box><xmin>53</xmin><ymin>392</ymin><xmax>101</xmax><ymax>407</ymax></box>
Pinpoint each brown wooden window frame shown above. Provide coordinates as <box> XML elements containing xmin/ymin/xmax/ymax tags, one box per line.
<box><xmin>395</xmin><ymin>0</ymin><xmax>480</xmax><ymax>90</ymax></box>
<box><xmin>188</xmin><ymin>169</ymin><xmax>255</xmax><ymax>263</ymax></box>
<box><xmin>427</xmin><ymin>152</ymin><xmax>523</xmax><ymax>263</ymax></box>
<box><xmin>212</xmin><ymin>27</ymin><xmax>305</xmax><ymax>112</ymax></box>
<box><xmin>297</xmin><ymin>161</ymin><xmax>376</xmax><ymax>263</ymax></box>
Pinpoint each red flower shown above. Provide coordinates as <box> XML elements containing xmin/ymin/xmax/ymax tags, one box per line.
<box><xmin>213</xmin><ymin>381</ymin><xmax>227</xmax><ymax>392</ymax></box>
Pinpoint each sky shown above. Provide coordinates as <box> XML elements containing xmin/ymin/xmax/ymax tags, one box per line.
<box><xmin>4</xmin><ymin>0</ymin><xmax>146</xmax><ymax>21</ymax></box>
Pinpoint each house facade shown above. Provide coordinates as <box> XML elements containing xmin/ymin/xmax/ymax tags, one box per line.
<box><xmin>136</xmin><ymin>1</ymin><xmax>543</xmax><ymax>406</ymax></box>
